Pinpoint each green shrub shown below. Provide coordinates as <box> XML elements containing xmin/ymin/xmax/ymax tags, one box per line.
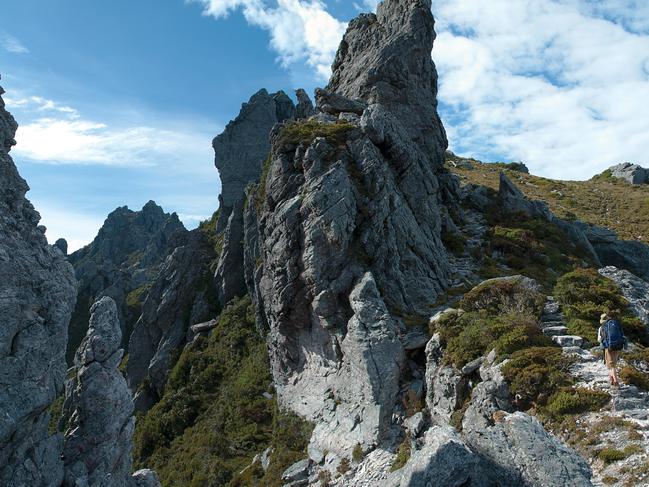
<box><xmin>554</xmin><ymin>268</ymin><xmax>649</xmax><ymax>345</ymax></box>
<box><xmin>352</xmin><ymin>444</ymin><xmax>364</xmax><ymax>462</ymax></box>
<box><xmin>598</xmin><ymin>444</ymin><xmax>643</xmax><ymax>464</ymax></box>
<box><xmin>619</xmin><ymin>365</ymin><xmax>649</xmax><ymax>390</ymax></box>
<box><xmin>390</xmin><ymin>436</ymin><xmax>412</xmax><ymax>472</ymax></box>
<box><xmin>133</xmin><ymin>296</ymin><xmax>313</xmax><ymax>486</ymax></box>
<box><xmin>441</xmin><ymin>231</ymin><xmax>466</xmax><ymax>256</ymax></box>
<box><xmin>48</xmin><ymin>395</ymin><xmax>64</xmax><ymax>435</ymax></box>
<box><xmin>460</xmin><ymin>276</ymin><xmax>545</xmax><ymax>315</ymax></box>
<box><xmin>502</xmin><ymin>347</ymin><xmax>575</xmax><ymax>410</ymax></box>
<box><xmin>544</xmin><ymin>388</ymin><xmax>610</xmax><ymax>419</ymax></box>
<box><xmin>434</xmin><ymin>311</ymin><xmax>553</xmax><ymax>367</ymax></box>
<box><xmin>198</xmin><ymin>210</ymin><xmax>225</xmax><ymax>274</ymax></box>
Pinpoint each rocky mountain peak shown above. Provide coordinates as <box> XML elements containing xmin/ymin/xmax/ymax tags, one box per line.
<box><xmin>327</xmin><ymin>0</ymin><xmax>446</xmax><ymax>159</ymax></box>
<box><xmin>67</xmin><ymin>200</ymin><xmax>187</xmax><ymax>363</ymax></box>
<box><xmin>212</xmin><ymin>88</ymin><xmax>296</xmax><ymax>232</ymax></box>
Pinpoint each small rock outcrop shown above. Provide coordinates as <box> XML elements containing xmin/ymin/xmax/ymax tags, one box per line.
<box><xmin>61</xmin><ymin>297</ymin><xmax>135</xmax><ymax>486</ymax></box>
<box><xmin>0</xmin><ymin>77</ymin><xmax>77</xmax><ymax>486</ymax></box>
<box><xmin>212</xmin><ymin>89</ymin><xmax>297</xmax><ymax>305</ymax></box>
<box><xmin>55</xmin><ymin>238</ymin><xmax>69</xmax><ymax>255</ymax></box>
<box><xmin>248</xmin><ymin>0</ymin><xmax>459</xmax><ymax>461</ymax></box>
<box><xmin>127</xmin><ymin>229</ymin><xmax>219</xmax><ymax>410</ymax></box>
<box><xmin>599</xmin><ymin>266</ymin><xmax>649</xmax><ymax>325</ymax></box>
<box><xmin>609</xmin><ymin>162</ymin><xmax>649</xmax><ymax>185</ymax></box>
<box><xmin>68</xmin><ymin>201</ymin><xmax>186</xmax><ymax>362</ymax></box>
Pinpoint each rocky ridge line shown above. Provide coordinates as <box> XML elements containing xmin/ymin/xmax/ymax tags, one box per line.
<box><xmin>0</xmin><ymin>76</ymin><xmax>78</xmax><ymax>486</ymax></box>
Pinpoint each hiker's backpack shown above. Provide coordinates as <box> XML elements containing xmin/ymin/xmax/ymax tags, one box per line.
<box><xmin>602</xmin><ymin>319</ymin><xmax>626</xmax><ymax>351</ymax></box>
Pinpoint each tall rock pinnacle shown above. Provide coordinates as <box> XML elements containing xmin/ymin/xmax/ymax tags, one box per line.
<box><xmin>0</xmin><ymin>76</ymin><xmax>78</xmax><ymax>486</ymax></box>
<box><xmin>247</xmin><ymin>0</ymin><xmax>459</xmax><ymax>461</ymax></box>
<box><xmin>212</xmin><ymin>89</ymin><xmax>297</xmax><ymax>306</ymax></box>
<box><xmin>327</xmin><ymin>0</ymin><xmax>447</xmax><ymax>160</ymax></box>
<box><xmin>61</xmin><ymin>297</ymin><xmax>153</xmax><ymax>486</ymax></box>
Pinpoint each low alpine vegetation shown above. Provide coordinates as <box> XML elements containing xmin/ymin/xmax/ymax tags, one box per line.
<box><xmin>432</xmin><ymin>277</ymin><xmax>552</xmax><ymax>367</ymax></box>
<box><xmin>133</xmin><ymin>296</ymin><xmax>312</xmax><ymax>486</ymax></box>
<box><xmin>554</xmin><ymin>268</ymin><xmax>648</xmax><ymax>344</ymax></box>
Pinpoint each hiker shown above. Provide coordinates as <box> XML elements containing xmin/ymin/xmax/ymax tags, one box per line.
<box><xmin>597</xmin><ymin>312</ymin><xmax>627</xmax><ymax>386</ymax></box>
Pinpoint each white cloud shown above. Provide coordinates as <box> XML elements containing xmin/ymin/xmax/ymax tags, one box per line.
<box><xmin>5</xmin><ymin>95</ymin><xmax>79</xmax><ymax>118</ymax></box>
<box><xmin>0</xmin><ymin>31</ymin><xmax>29</xmax><ymax>54</ymax></box>
<box><xmin>433</xmin><ymin>0</ymin><xmax>649</xmax><ymax>180</ymax></box>
<box><xmin>15</xmin><ymin>117</ymin><xmax>208</xmax><ymax>167</ymax></box>
<box><xmin>192</xmin><ymin>0</ymin><xmax>347</xmax><ymax>79</ymax></box>
<box><xmin>6</xmin><ymin>94</ymin><xmax>218</xmax><ymax>168</ymax></box>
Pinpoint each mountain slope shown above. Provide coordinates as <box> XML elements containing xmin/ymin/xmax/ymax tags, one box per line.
<box><xmin>447</xmin><ymin>152</ymin><xmax>649</xmax><ymax>243</ymax></box>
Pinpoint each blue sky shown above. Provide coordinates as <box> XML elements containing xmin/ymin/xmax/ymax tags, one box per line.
<box><xmin>2</xmin><ymin>0</ymin><xmax>649</xmax><ymax>251</ymax></box>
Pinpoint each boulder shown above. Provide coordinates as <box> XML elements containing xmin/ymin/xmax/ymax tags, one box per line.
<box><xmin>609</xmin><ymin>162</ymin><xmax>649</xmax><ymax>185</ymax></box>
<box><xmin>132</xmin><ymin>469</ymin><xmax>162</xmax><ymax>487</ymax></box>
<box><xmin>314</xmin><ymin>88</ymin><xmax>367</xmax><ymax>116</ymax></box>
<box><xmin>385</xmin><ymin>426</ymin><xmax>479</xmax><ymax>487</ymax></box>
<box><xmin>0</xmin><ymin>77</ymin><xmax>77</xmax><ymax>487</ymax></box>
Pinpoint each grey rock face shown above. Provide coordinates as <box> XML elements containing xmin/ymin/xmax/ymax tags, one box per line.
<box><xmin>212</xmin><ymin>88</ymin><xmax>295</xmax><ymax>232</ymax></box>
<box><xmin>61</xmin><ymin>296</ymin><xmax>135</xmax><ymax>487</ymax></box>
<box><xmin>461</xmin><ymin>356</ymin><xmax>592</xmax><ymax>486</ymax></box>
<box><xmin>599</xmin><ymin>266</ymin><xmax>649</xmax><ymax>325</ymax></box>
<box><xmin>127</xmin><ymin>229</ymin><xmax>218</xmax><ymax>410</ymax></box>
<box><xmin>609</xmin><ymin>162</ymin><xmax>649</xmax><ymax>185</ymax></box>
<box><xmin>213</xmin><ymin>89</ymin><xmax>296</xmax><ymax>306</ymax></box>
<box><xmin>425</xmin><ymin>334</ymin><xmax>468</xmax><ymax>422</ymax></box>
<box><xmin>249</xmin><ymin>0</ymin><xmax>458</xmax><ymax>462</ymax></box>
<box><xmin>68</xmin><ymin>200</ymin><xmax>186</xmax><ymax>362</ymax></box>
<box><xmin>295</xmin><ymin>89</ymin><xmax>314</xmax><ymax>119</ymax></box>
<box><xmin>55</xmin><ymin>238</ymin><xmax>69</xmax><ymax>255</ymax></box>
<box><xmin>0</xmin><ymin>78</ymin><xmax>77</xmax><ymax>487</ymax></box>
<box><xmin>385</xmin><ymin>426</ymin><xmax>479</xmax><ymax>487</ymax></box>
<box><xmin>327</xmin><ymin>0</ymin><xmax>447</xmax><ymax>159</ymax></box>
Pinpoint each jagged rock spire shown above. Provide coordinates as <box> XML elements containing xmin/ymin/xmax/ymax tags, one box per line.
<box><xmin>327</xmin><ymin>0</ymin><xmax>447</xmax><ymax>160</ymax></box>
<box><xmin>62</xmin><ymin>296</ymin><xmax>161</xmax><ymax>486</ymax></box>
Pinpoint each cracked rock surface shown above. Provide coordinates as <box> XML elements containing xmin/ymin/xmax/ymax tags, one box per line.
<box><xmin>0</xmin><ymin>77</ymin><xmax>77</xmax><ymax>487</ymax></box>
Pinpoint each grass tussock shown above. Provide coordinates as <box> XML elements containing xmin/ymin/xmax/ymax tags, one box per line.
<box><xmin>279</xmin><ymin>120</ymin><xmax>355</xmax><ymax>147</ymax></box>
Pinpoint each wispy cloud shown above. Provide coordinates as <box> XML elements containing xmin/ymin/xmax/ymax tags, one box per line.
<box><xmin>5</xmin><ymin>95</ymin><xmax>79</xmax><ymax>118</ymax></box>
<box><xmin>6</xmin><ymin>93</ymin><xmax>218</xmax><ymax>168</ymax></box>
<box><xmin>191</xmin><ymin>0</ymin><xmax>347</xmax><ymax>80</ymax></box>
<box><xmin>433</xmin><ymin>0</ymin><xmax>649</xmax><ymax>180</ymax></box>
<box><xmin>1</xmin><ymin>31</ymin><xmax>29</xmax><ymax>54</ymax></box>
